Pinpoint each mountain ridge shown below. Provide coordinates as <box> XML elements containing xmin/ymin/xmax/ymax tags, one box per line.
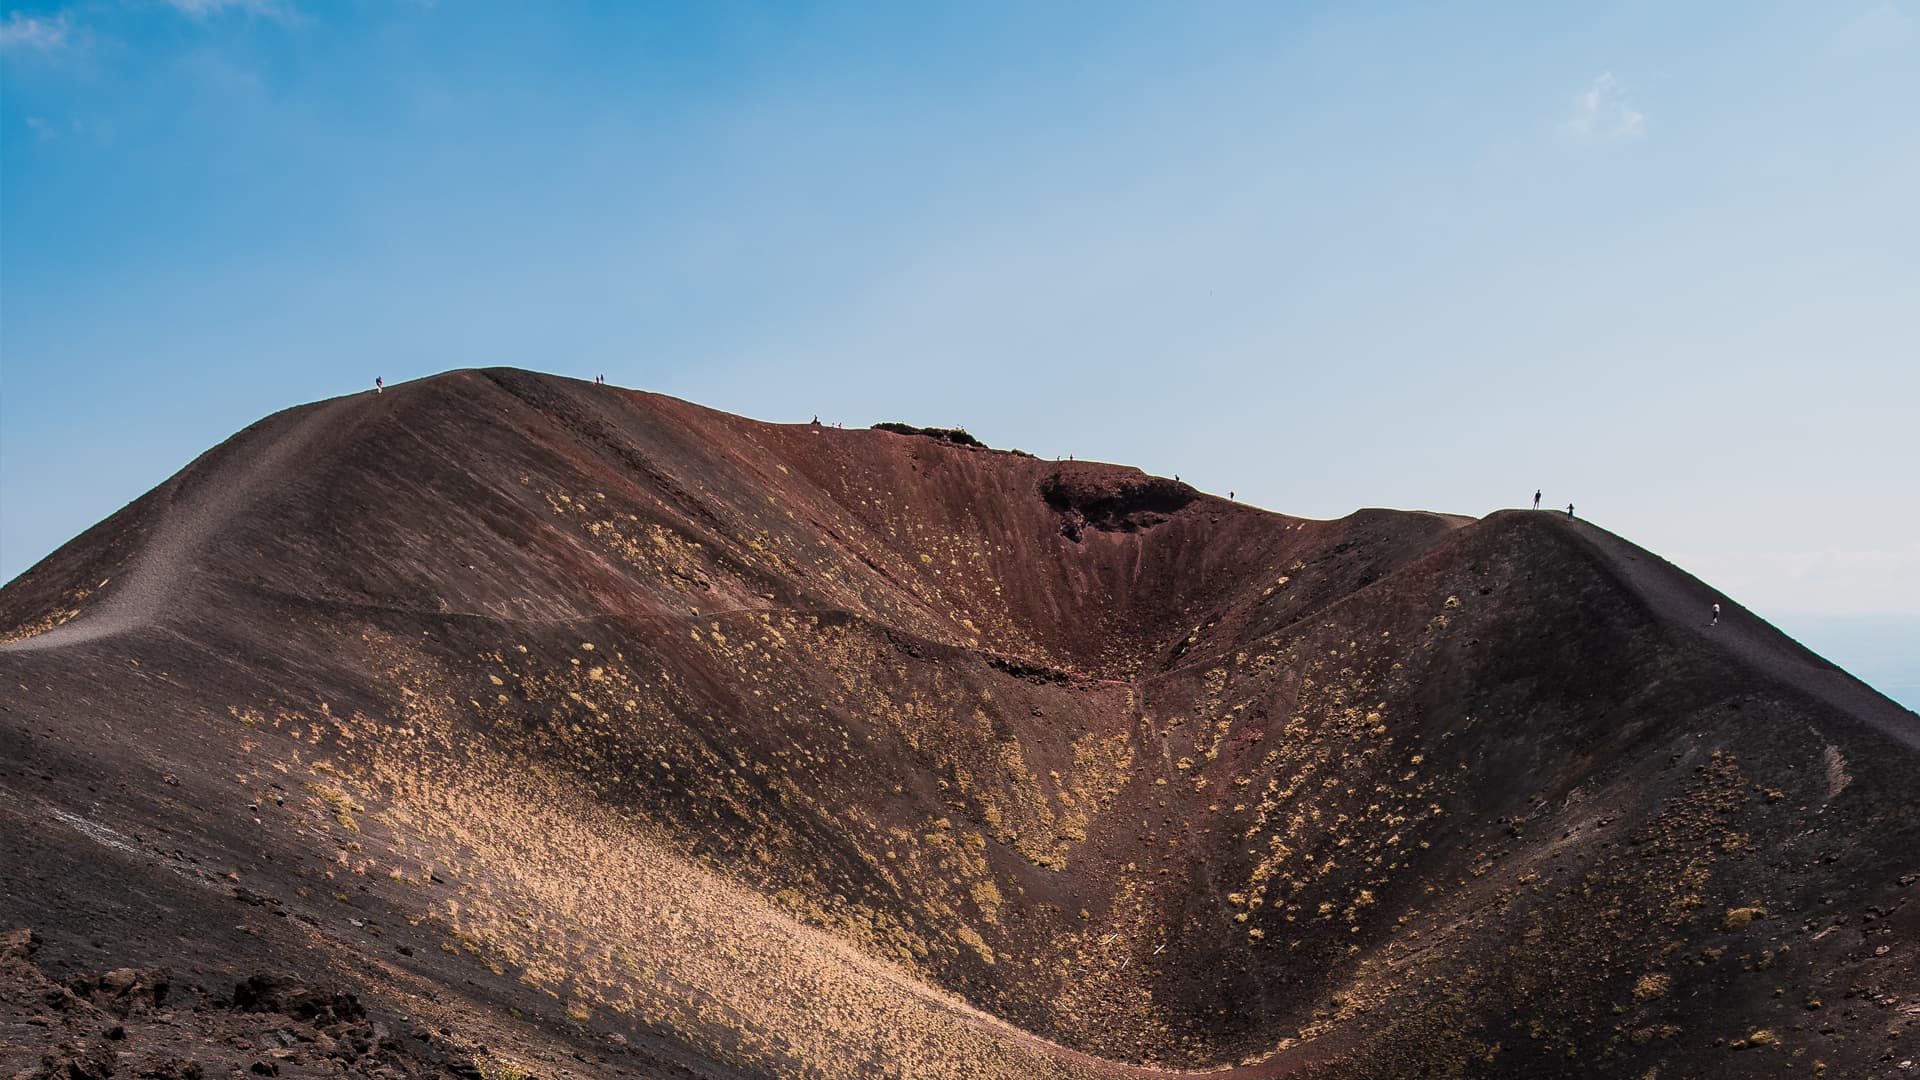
<box><xmin>4</xmin><ymin>368</ymin><xmax>1916</xmax><ymax>1079</ymax></box>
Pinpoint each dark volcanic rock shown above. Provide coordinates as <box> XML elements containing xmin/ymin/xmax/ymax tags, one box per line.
<box><xmin>230</xmin><ymin>975</ymin><xmax>363</xmax><ymax>1025</ymax></box>
<box><xmin>75</xmin><ymin>967</ymin><xmax>169</xmax><ymax>1018</ymax></box>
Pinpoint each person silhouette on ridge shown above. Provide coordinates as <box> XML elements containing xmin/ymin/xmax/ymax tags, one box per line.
<box><xmin>1534</xmin><ymin>489</ymin><xmax>1541</xmax><ymax>510</ymax></box>
<box><xmin>375</xmin><ymin>377</ymin><xmax>383</xmax><ymax>394</ymax></box>
<box><xmin>1566</xmin><ymin>503</ymin><xmax>1575</xmax><ymax>519</ymax></box>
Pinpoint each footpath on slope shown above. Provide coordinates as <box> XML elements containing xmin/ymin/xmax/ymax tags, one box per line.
<box><xmin>1552</xmin><ymin>513</ymin><xmax>1919</xmax><ymax>749</ymax></box>
<box><xmin>2</xmin><ymin>395</ymin><xmax>360</xmax><ymax>654</ymax></box>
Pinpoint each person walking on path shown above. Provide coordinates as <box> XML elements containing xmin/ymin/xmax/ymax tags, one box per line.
<box><xmin>1534</xmin><ymin>489</ymin><xmax>1541</xmax><ymax>510</ymax></box>
<box><xmin>375</xmin><ymin>376</ymin><xmax>383</xmax><ymax>394</ymax></box>
<box><xmin>1566</xmin><ymin>503</ymin><xmax>1575</xmax><ymax>519</ymax></box>
<box><xmin>1711</xmin><ymin>602</ymin><xmax>1721</xmax><ymax>626</ymax></box>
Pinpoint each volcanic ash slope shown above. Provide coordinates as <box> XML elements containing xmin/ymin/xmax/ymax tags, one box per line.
<box><xmin>3</xmin><ymin>368</ymin><xmax>1917</xmax><ymax>1079</ymax></box>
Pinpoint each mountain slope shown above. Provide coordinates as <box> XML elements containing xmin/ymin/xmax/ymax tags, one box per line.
<box><xmin>3</xmin><ymin>369</ymin><xmax>1916</xmax><ymax>1079</ymax></box>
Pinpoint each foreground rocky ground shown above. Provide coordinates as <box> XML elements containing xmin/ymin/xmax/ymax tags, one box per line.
<box><xmin>1</xmin><ymin>930</ymin><xmax>499</xmax><ymax>1079</ymax></box>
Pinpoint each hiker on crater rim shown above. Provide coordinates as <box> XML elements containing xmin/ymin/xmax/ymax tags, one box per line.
<box><xmin>1566</xmin><ymin>503</ymin><xmax>1575</xmax><ymax>519</ymax></box>
<box><xmin>1712</xmin><ymin>602</ymin><xmax>1721</xmax><ymax>626</ymax></box>
<box><xmin>1534</xmin><ymin>489</ymin><xmax>1542</xmax><ymax>510</ymax></box>
<box><xmin>375</xmin><ymin>376</ymin><xmax>383</xmax><ymax>394</ymax></box>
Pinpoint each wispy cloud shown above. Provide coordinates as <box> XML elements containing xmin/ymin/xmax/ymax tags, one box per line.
<box><xmin>1561</xmin><ymin>72</ymin><xmax>1646</xmax><ymax>141</ymax></box>
<box><xmin>160</xmin><ymin>0</ymin><xmax>297</xmax><ymax>20</ymax></box>
<box><xmin>0</xmin><ymin>11</ymin><xmax>70</xmax><ymax>51</ymax></box>
<box><xmin>1836</xmin><ymin>1</ymin><xmax>1915</xmax><ymax>48</ymax></box>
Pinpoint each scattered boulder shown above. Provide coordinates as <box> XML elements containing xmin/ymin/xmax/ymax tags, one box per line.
<box><xmin>230</xmin><ymin>974</ymin><xmax>364</xmax><ymax>1025</ymax></box>
<box><xmin>38</xmin><ymin>1039</ymin><xmax>115</xmax><ymax>1080</ymax></box>
<box><xmin>2</xmin><ymin>928</ymin><xmax>38</xmax><ymax>962</ymax></box>
<box><xmin>76</xmin><ymin>967</ymin><xmax>170</xmax><ymax>1017</ymax></box>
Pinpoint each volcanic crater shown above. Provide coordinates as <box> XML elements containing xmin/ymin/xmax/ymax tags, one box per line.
<box><xmin>3</xmin><ymin>369</ymin><xmax>1916</xmax><ymax>1079</ymax></box>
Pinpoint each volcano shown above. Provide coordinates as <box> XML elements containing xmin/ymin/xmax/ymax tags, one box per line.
<box><xmin>3</xmin><ymin>369</ymin><xmax>1915</xmax><ymax>1079</ymax></box>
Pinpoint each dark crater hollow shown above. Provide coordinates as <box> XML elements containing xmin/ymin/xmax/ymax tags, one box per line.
<box><xmin>1040</xmin><ymin>471</ymin><xmax>1197</xmax><ymax>541</ymax></box>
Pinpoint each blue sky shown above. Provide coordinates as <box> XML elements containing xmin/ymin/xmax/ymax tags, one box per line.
<box><xmin>2</xmin><ymin>2</ymin><xmax>1916</xmax><ymax>707</ymax></box>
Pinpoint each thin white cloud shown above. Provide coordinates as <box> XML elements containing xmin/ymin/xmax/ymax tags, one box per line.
<box><xmin>1835</xmin><ymin>1</ymin><xmax>1915</xmax><ymax>50</ymax></box>
<box><xmin>161</xmin><ymin>0</ymin><xmax>296</xmax><ymax>20</ymax></box>
<box><xmin>0</xmin><ymin>11</ymin><xmax>70</xmax><ymax>51</ymax></box>
<box><xmin>1561</xmin><ymin>72</ymin><xmax>1646</xmax><ymax>141</ymax></box>
<box><xmin>1615</xmin><ymin>104</ymin><xmax>1646</xmax><ymax>139</ymax></box>
<box><xmin>1844</xmin><ymin>2</ymin><xmax>1913</xmax><ymax>37</ymax></box>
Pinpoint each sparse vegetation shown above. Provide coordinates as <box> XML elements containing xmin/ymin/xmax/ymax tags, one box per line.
<box><xmin>872</xmin><ymin>422</ymin><xmax>987</xmax><ymax>448</ymax></box>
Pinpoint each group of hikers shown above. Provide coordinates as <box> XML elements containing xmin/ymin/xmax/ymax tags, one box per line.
<box><xmin>1532</xmin><ymin>488</ymin><xmax>1574</xmax><ymax>519</ymax></box>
